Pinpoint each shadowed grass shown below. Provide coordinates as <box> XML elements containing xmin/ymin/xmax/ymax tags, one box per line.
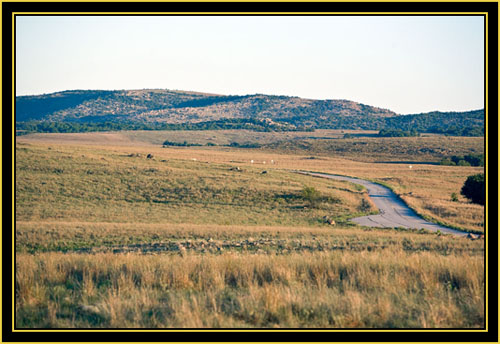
<box><xmin>16</xmin><ymin>250</ymin><xmax>484</xmax><ymax>328</ymax></box>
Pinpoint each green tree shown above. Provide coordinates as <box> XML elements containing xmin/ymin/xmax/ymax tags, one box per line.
<box><xmin>460</xmin><ymin>173</ymin><xmax>485</xmax><ymax>205</ymax></box>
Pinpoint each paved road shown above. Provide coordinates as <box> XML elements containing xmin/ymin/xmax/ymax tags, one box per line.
<box><xmin>299</xmin><ymin>171</ymin><xmax>466</xmax><ymax>236</ymax></box>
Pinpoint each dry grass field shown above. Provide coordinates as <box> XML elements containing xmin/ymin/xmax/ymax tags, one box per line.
<box><xmin>15</xmin><ymin>132</ymin><xmax>486</xmax><ymax>328</ymax></box>
<box><xmin>17</xmin><ymin>248</ymin><xmax>483</xmax><ymax>328</ymax></box>
<box><xmin>16</xmin><ymin>129</ymin><xmax>377</xmax><ymax>147</ymax></box>
<box><xmin>20</xmin><ymin>131</ymin><xmax>483</xmax><ymax>232</ymax></box>
<box><xmin>265</xmin><ymin>135</ymin><xmax>484</xmax><ymax>163</ymax></box>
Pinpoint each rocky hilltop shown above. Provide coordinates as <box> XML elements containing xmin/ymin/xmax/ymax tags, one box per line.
<box><xmin>16</xmin><ymin>89</ymin><xmax>396</xmax><ymax>127</ymax></box>
<box><xmin>16</xmin><ymin>89</ymin><xmax>483</xmax><ymax>135</ymax></box>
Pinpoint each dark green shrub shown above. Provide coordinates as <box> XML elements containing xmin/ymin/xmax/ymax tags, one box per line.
<box><xmin>457</xmin><ymin>160</ymin><xmax>471</xmax><ymax>166</ymax></box>
<box><xmin>461</xmin><ymin>173</ymin><xmax>485</xmax><ymax>205</ymax></box>
<box><xmin>464</xmin><ymin>154</ymin><xmax>484</xmax><ymax>167</ymax></box>
<box><xmin>439</xmin><ymin>158</ymin><xmax>456</xmax><ymax>166</ymax></box>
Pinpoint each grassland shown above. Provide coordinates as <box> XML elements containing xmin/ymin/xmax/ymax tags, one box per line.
<box><xmin>264</xmin><ymin>135</ymin><xmax>484</xmax><ymax>163</ymax></box>
<box><xmin>18</xmin><ymin>130</ymin><xmax>483</xmax><ymax>163</ymax></box>
<box><xmin>15</xmin><ymin>133</ymin><xmax>485</xmax><ymax>328</ymax></box>
<box><xmin>17</xmin><ymin>248</ymin><xmax>483</xmax><ymax>328</ymax></box>
<box><xmin>16</xmin><ymin>129</ymin><xmax>377</xmax><ymax>147</ymax></box>
<box><xmin>16</xmin><ymin>143</ymin><xmax>370</xmax><ymax>226</ymax></box>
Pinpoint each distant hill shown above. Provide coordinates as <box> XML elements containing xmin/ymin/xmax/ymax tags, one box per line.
<box><xmin>15</xmin><ymin>89</ymin><xmax>484</xmax><ymax>135</ymax></box>
<box><xmin>15</xmin><ymin>89</ymin><xmax>396</xmax><ymax>124</ymax></box>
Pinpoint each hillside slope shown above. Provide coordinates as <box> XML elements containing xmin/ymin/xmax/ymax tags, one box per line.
<box><xmin>16</xmin><ymin>89</ymin><xmax>396</xmax><ymax>124</ymax></box>
<box><xmin>16</xmin><ymin>89</ymin><xmax>484</xmax><ymax>134</ymax></box>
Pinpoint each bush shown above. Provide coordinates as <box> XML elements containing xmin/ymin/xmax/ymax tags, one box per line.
<box><xmin>377</xmin><ymin>128</ymin><xmax>419</xmax><ymax>137</ymax></box>
<box><xmin>358</xmin><ymin>198</ymin><xmax>372</xmax><ymax>212</ymax></box>
<box><xmin>457</xmin><ymin>160</ymin><xmax>471</xmax><ymax>166</ymax></box>
<box><xmin>163</xmin><ymin>140</ymin><xmax>202</xmax><ymax>147</ymax></box>
<box><xmin>301</xmin><ymin>186</ymin><xmax>321</xmax><ymax>208</ymax></box>
<box><xmin>450</xmin><ymin>193</ymin><xmax>459</xmax><ymax>202</ymax></box>
<box><xmin>460</xmin><ymin>173</ymin><xmax>485</xmax><ymax>205</ymax></box>
<box><xmin>440</xmin><ymin>154</ymin><xmax>484</xmax><ymax>167</ymax></box>
<box><xmin>439</xmin><ymin>158</ymin><xmax>456</xmax><ymax>166</ymax></box>
<box><xmin>464</xmin><ymin>154</ymin><xmax>484</xmax><ymax>167</ymax></box>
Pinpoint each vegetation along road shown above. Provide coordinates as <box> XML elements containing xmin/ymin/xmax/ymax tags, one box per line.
<box><xmin>300</xmin><ymin>172</ymin><xmax>467</xmax><ymax>236</ymax></box>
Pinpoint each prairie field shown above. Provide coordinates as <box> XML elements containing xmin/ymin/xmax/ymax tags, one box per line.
<box><xmin>16</xmin><ymin>129</ymin><xmax>377</xmax><ymax>147</ymax></box>
<box><xmin>15</xmin><ymin>132</ymin><xmax>486</xmax><ymax>328</ymax></box>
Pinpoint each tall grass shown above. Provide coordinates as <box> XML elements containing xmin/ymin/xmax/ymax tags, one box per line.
<box><xmin>16</xmin><ymin>250</ymin><xmax>484</xmax><ymax>328</ymax></box>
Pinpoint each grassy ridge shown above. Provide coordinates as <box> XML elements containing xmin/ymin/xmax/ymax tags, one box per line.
<box><xmin>15</xmin><ymin>143</ymin><xmax>370</xmax><ymax>226</ymax></box>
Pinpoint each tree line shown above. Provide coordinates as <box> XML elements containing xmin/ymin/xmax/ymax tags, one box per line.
<box><xmin>439</xmin><ymin>154</ymin><xmax>484</xmax><ymax>167</ymax></box>
<box><xmin>377</xmin><ymin>129</ymin><xmax>419</xmax><ymax>137</ymax></box>
<box><xmin>162</xmin><ymin>140</ymin><xmax>262</xmax><ymax>148</ymax></box>
<box><xmin>16</xmin><ymin>118</ymin><xmax>311</xmax><ymax>135</ymax></box>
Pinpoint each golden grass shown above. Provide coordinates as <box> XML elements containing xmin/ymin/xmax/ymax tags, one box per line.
<box><xmin>16</xmin><ymin>129</ymin><xmax>377</xmax><ymax>146</ymax></box>
<box><xmin>264</xmin><ymin>136</ymin><xmax>484</xmax><ymax>163</ymax></box>
<box><xmin>16</xmin><ymin>249</ymin><xmax>484</xmax><ymax>328</ymax></box>
<box><xmin>16</xmin><ymin>139</ymin><xmax>485</xmax><ymax>231</ymax></box>
<box><xmin>16</xmin><ymin>221</ymin><xmax>483</xmax><ymax>255</ymax></box>
<box><xmin>15</xmin><ymin>143</ymin><xmax>369</xmax><ymax>227</ymax></box>
<box><xmin>14</xmin><ymin>137</ymin><xmax>486</xmax><ymax>328</ymax></box>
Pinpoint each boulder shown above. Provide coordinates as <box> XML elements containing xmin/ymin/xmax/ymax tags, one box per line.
<box><xmin>322</xmin><ymin>216</ymin><xmax>335</xmax><ymax>226</ymax></box>
<box><xmin>467</xmin><ymin>233</ymin><xmax>478</xmax><ymax>240</ymax></box>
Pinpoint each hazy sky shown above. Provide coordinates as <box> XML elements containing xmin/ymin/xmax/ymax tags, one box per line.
<box><xmin>16</xmin><ymin>15</ymin><xmax>484</xmax><ymax>114</ymax></box>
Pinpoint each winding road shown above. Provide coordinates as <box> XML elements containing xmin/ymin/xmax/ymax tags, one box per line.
<box><xmin>299</xmin><ymin>171</ymin><xmax>466</xmax><ymax>236</ymax></box>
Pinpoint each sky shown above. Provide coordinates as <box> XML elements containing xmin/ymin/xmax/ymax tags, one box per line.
<box><xmin>16</xmin><ymin>15</ymin><xmax>484</xmax><ymax>114</ymax></box>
